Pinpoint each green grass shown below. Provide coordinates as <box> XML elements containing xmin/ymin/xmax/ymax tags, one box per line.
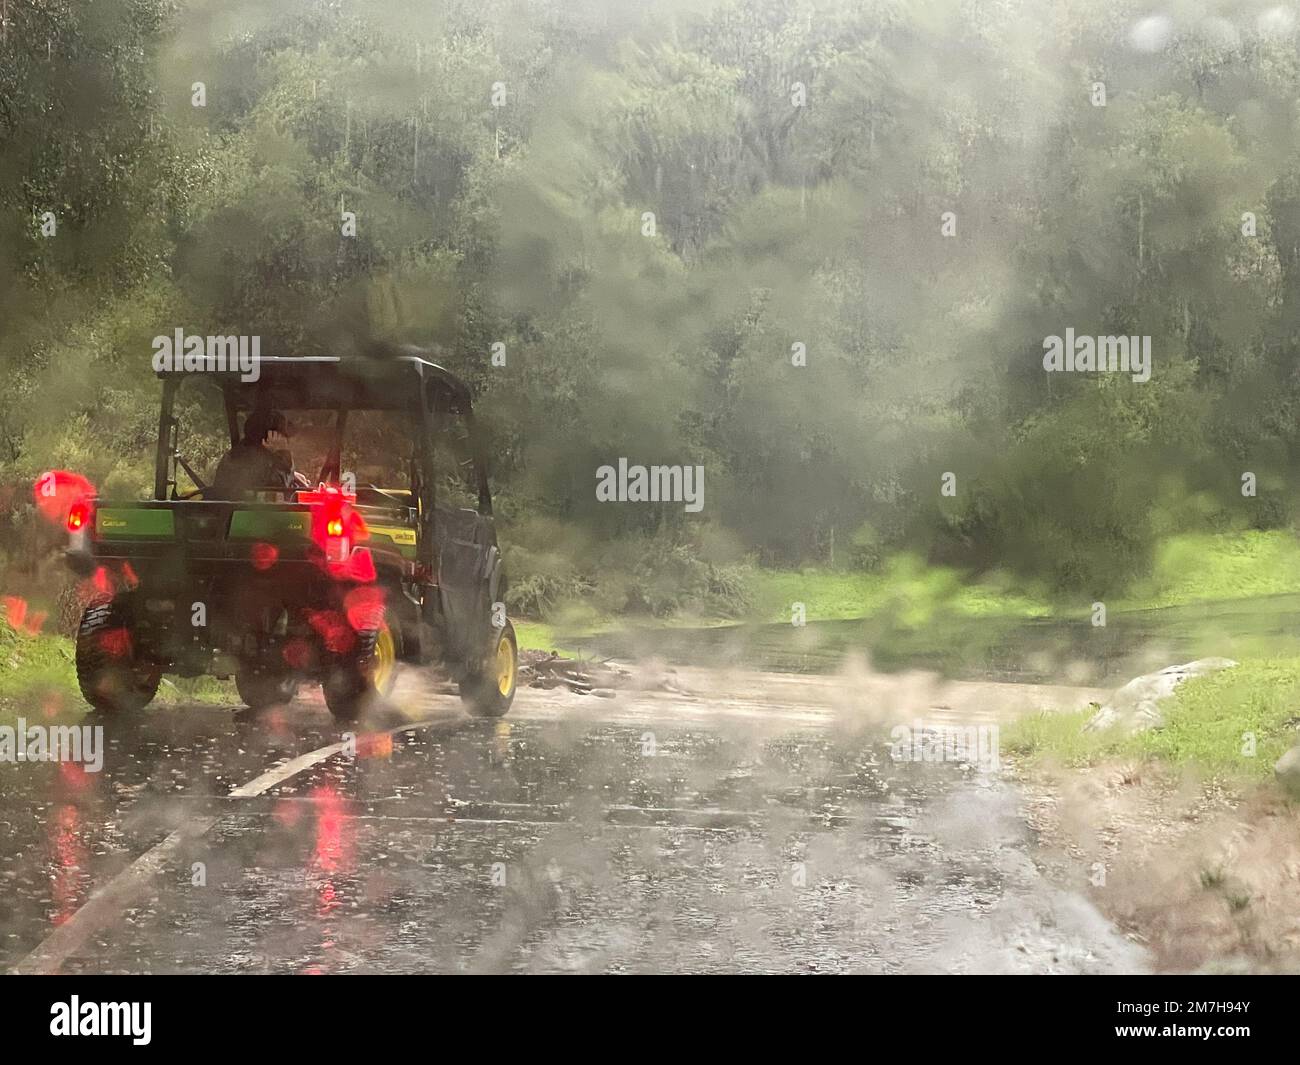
<box><xmin>0</xmin><ymin>616</ymin><xmax>237</xmax><ymax>721</ymax></box>
<box><xmin>0</xmin><ymin>619</ymin><xmax>79</xmax><ymax>719</ymax></box>
<box><xmin>748</xmin><ymin>555</ymin><xmax>1053</xmax><ymax>626</ymax></box>
<box><xmin>513</xmin><ymin>619</ymin><xmax>583</xmax><ymax>657</ymax></box>
<box><xmin>0</xmin><ymin>610</ymin><xmax>585</xmax><ymax>710</ymax></box>
<box><xmin>1005</xmin><ymin>656</ymin><xmax>1300</xmax><ymax>783</ymax></box>
<box><xmin>510</xmin><ymin>531</ymin><xmax>1300</xmax><ymax>649</ymax></box>
<box><xmin>1119</xmin><ymin>530</ymin><xmax>1300</xmax><ymax>610</ymax></box>
<box><xmin>10</xmin><ymin>528</ymin><xmax>1300</xmax><ymax>719</ymax></box>
<box><xmin>511</xmin><ymin>599</ymin><xmax>740</xmax><ymax>658</ymax></box>
<box><xmin>745</xmin><ymin>530</ymin><xmax>1300</xmax><ymax>630</ymax></box>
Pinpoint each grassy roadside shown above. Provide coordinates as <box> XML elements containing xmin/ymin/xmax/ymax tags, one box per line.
<box><xmin>512</xmin><ymin>606</ymin><xmax>744</xmax><ymax>654</ymax></box>
<box><xmin>515</xmin><ymin>529</ymin><xmax>1300</xmax><ymax>785</ymax></box>
<box><xmin>513</xmin><ymin>530</ymin><xmax>1300</xmax><ymax>667</ymax></box>
<box><xmin>0</xmin><ymin>619</ymin><xmax>79</xmax><ymax>712</ymax></box>
<box><xmin>1120</xmin><ymin>530</ymin><xmax>1300</xmax><ymax>610</ymax></box>
<box><xmin>12</xmin><ymin>528</ymin><xmax>1300</xmax><ymax>721</ymax></box>
<box><xmin>745</xmin><ymin>530</ymin><xmax>1300</xmax><ymax>626</ymax></box>
<box><xmin>747</xmin><ymin>557</ymin><xmax>1052</xmax><ymax>625</ymax></box>
<box><xmin>512</xmin><ymin>619</ymin><xmax>585</xmax><ymax>657</ymax></box>
<box><xmin>1005</xmin><ymin>657</ymin><xmax>1300</xmax><ymax>785</ymax></box>
<box><xmin>0</xmin><ymin>618</ymin><xmax>233</xmax><ymax>723</ymax></box>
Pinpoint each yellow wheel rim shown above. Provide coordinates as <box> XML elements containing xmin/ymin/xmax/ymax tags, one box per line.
<box><xmin>374</xmin><ymin>624</ymin><xmax>396</xmax><ymax>692</ymax></box>
<box><xmin>495</xmin><ymin>633</ymin><xmax>515</xmax><ymax>697</ymax></box>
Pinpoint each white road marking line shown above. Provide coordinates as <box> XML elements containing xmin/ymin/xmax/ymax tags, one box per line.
<box><xmin>227</xmin><ymin>740</ymin><xmax>347</xmax><ymax>797</ymax></box>
<box><xmin>11</xmin><ymin>724</ymin><xmax>432</xmax><ymax>976</ymax></box>
<box><xmin>11</xmin><ymin>816</ymin><xmax>221</xmax><ymax>976</ymax></box>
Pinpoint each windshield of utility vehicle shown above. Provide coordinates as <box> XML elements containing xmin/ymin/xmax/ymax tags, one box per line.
<box><xmin>164</xmin><ymin>379</ymin><xmax>485</xmax><ymax>509</ymax></box>
<box><xmin>166</xmin><ymin>380</ymin><xmax>419</xmax><ymax>500</ymax></box>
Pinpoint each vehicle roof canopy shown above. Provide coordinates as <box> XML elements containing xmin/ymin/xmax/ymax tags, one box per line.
<box><xmin>157</xmin><ymin>345</ymin><xmax>472</xmax><ymax>413</ymax></box>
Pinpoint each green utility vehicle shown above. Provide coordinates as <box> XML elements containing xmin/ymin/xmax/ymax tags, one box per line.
<box><xmin>65</xmin><ymin>350</ymin><xmax>517</xmax><ymax>720</ymax></box>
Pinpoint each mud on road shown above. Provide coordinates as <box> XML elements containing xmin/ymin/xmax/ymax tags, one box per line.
<box><xmin>0</xmin><ymin>662</ymin><xmax>1146</xmax><ymax>974</ymax></box>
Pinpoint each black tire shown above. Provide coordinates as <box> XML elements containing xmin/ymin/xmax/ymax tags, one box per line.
<box><xmin>459</xmin><ymin>620</ymin><xmax>518</xmax><ymax>719</ymax></box>
<box><xmin>235</xmin><ymin>669</ymin><xmax>299</xmax><ymax>710</ymax></box>
<box><xmin>322</xmin><ymin>622</ymin><xmax>398</xmax><ymax>721</ymax></box>
<box><xmin>75</xmin><ymin>598</ymin><xmax>161</xmax><ymax>713</ymax></box>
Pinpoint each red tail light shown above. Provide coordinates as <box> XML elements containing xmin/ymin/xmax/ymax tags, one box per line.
<box><xmin>33</xmin><ymin>470</ymin><xmax>96</xmax><ymax>529</ymax></box>
<box><xmin>300</xmin><ymin>483</ymin><xmax>368</xmax><ymax>574</ymax></box>
<box><xmin>67</xmin><ymin>500</ymin><xmax>92</xmax><ymax>532</ymax></box>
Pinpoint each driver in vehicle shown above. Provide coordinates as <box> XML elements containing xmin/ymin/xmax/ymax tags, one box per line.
<box><xmin>210</xmin><ymin>409</ymin><xmax>306</xmax><ymax>500</ymax></box>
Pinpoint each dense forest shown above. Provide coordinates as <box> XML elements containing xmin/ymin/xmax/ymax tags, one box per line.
<box><xmin>4</xmin><ymin>0</ymin><xmax>1300</xmax><ymax>617</ymax></box>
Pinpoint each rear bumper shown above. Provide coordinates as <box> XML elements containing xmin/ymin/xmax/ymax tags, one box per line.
<box><xmin>87</xmin><ymin>538</ymin><xmax>318</xmax><ymax>570</ymax></box>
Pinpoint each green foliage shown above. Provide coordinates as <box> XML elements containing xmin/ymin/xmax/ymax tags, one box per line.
<box><xmin>1125</xmin><ymin>530</ymin><xmax>1300</xmax><ymax>608</ymax></box>
<box><xmin>505</xmin><ymin>571</ymin><xmax>596</xmax><ymax>618</ymax></box>
<box><xmin>749</xmin><ymin>559</ymin><xmax>1053</xmax><ymax>625</ymax></box>
<box><xmin>0</xmin><ymin>616</ymin><xmax>78</xmax><ymax>720</ymax></box>
<box><xmin>623</xmin><ymin>541</ymin><xmax>753</xmax><ymax>618</ymax></box>
<box><xmin>0</xmin><ymin>614</ymin><xmax>233</xmax><ymax>719</ymax></box>
<box><xmin>6</xmin><ymin>0</ymin><xmax>1300</xmax><ymax>606</ymax></box>
<box><xmin>503</xmin><ymin>512</ymin><xmax>752</xmax><ymax>621</ymax></box>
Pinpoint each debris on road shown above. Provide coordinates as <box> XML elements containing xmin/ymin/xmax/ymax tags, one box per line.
<box><xmin>519</xmin><ymin>650</ymin><xmax>630</xmax><ymax>695</ymax></box>
<box><xmin>518</xmin><ymin>650</ymin><xmax>691</xmax><ymax>697</ymax></box>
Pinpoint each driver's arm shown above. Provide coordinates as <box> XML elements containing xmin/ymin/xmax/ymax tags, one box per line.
<box><xmin>262</xmin><ymin>432</ymin><xmax>299</xmax><ymax>493</ymax></box>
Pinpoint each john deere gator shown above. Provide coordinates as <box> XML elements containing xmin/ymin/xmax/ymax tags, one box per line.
<box><xmin>63</xmin><ymin>350</ymin><xmax>517</xmax><ymax>720</ymax></box>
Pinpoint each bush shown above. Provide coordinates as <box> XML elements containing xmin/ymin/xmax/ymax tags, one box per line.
<box><xmin>501</xmin><ymin>518</ymin><xmax>752</xmax><ymax>621</ymax></box>
<box><xmin>848</xmin><ymin>521</ymin><xmax>883</xmax><ymax>570</ymax></box>
<box><xmin>623</xmin><ymin>542</ymin><xmax>752</xmax><ymax>617</ymax></box>
<box><xmin>505</xmin><ymin>571</ymin><xmax>595</xmax><ymax>618</ymax></box>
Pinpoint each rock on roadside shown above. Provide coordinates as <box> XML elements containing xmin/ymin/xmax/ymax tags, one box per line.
<box><xmin>1275</xmin><ymin>745</ymin><xmax>1300</xmax><ymax>799</ymax></box>
<box><xmin>1084</xmin><ymin>658</ymin><xmax>1237</xmax><ymax>735</ymax></box>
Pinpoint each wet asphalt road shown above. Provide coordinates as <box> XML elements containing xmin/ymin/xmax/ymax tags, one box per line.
<box><xmin>0</xmin><ymin>667</ymin><xmax>1146</xmax><ymax>974</ymax></box>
